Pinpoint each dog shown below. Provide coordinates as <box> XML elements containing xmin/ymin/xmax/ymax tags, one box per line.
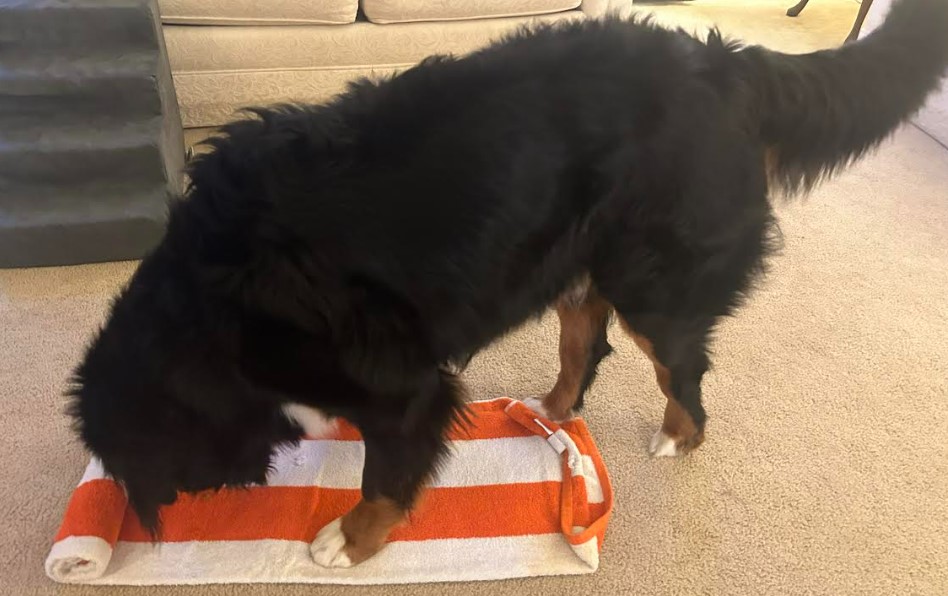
<box><xmin>69</xmin><ymin>0</ymin><xmax>948</xmax><ymax>568</ymax></box>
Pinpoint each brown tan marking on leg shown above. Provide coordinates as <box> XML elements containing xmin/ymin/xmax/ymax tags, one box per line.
<box><xmin>339</xmin><ymin>497</ymin><xmax>407</xmax><ymax>564</ymax></box>
<box><xmin>542</xmin><ymin>288</ymin><xmax>612</xmax><ymax>421</ymax></box>
<box><xmin>311</xmin><ymin>496</ymin><xmax>410</xmax><ymax>567</ymax></box>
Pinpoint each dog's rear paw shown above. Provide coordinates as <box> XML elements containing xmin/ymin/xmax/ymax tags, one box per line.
<box><xmin>310</xmin><ymin>518</ymin><xmax>353</xmax><ymax>568</ymax></box>
<box><xmin>522</xmin><ymin>397</ymin><xmax>573</xmax><ymax>422</ymax></box>
<box><xmin>648</xmin><ymin>431</ymin><xmax>681</xmax><ymax>457</ymax></box>
<box><xmin>648</xmin><ymin>429</ymin><xmax>705</xmax><ymax>457</ymax></box>
<box><xmin>522</xmin><ymin>397</ymin><xmax>553</xmax><ymax>419</ymax></box>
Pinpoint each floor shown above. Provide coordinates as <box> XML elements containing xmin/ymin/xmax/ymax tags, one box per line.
<box><xmin>4</xmin><ymin>1</ymin><xmax>948</xmax><ymax>594</ymax></box>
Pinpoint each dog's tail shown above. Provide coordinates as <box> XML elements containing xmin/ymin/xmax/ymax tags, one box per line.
<box><xmin>734</xmin><ymin>0</ymin><xmax>948</xmax><ymax>194</ymax></box>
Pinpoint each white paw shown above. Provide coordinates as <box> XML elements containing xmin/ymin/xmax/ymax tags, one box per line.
<box><xmin>310</xmin><ymin>518</ymin><xmax>352</xmax><ymax>568</ymax></box>
<box><xmin>522</xmin><ymin>397</ymin><xmax>556</xmax><ymax>421</ymax></box>
<box><xmin>648</xmin><ymin>431</ymin><xmax>680</xmax><ymax>457</ymax></box>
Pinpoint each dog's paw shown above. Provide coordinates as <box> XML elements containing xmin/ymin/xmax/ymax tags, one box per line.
<box><xmin>522</xmin><ymin>397</ymin><xmax>553</xmax><ymax>419</ymax></box>
<box><xmin>310</xmin><ymin>518</ymin><xmax>353</xmax><ymax>568</ymax></box>
<box><xmin>522</xmin><ymin>397</ymin><xmax>575</xmax><ymax>423</ymax></box>
<box><xmin>522</xmin><ymin>397</ymin><xmax>574</xmax><ymax>422</ymax></box>
<box><xmin>648</xmin><ymin>430</ymin><xmax>681</xmax><ymax>457</ymax></box>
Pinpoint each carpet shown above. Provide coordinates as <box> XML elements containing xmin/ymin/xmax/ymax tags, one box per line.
<box><xmin>4</xmin><ymin>1</ymin><xmax>948</xmax><ymax>594</ymax></box>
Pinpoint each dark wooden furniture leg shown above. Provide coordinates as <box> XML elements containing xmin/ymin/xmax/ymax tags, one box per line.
<box><xmin>846</xmin><ymin>0</ymin><xmax>874</xmax><ymax>42</ymax></box>
<box><xmin>787</xmin><ymin>0</ymin><xmax>811</xmax><ymax>17</ymax></box>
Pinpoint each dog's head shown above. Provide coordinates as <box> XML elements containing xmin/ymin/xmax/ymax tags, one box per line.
<box><xmin>67</xmin><ymin>107</ymin><xmax>445</xmax><ymax>533</ymax></box>
<box><xmin>67</xmin><ymin>241</ymin><xmax>431</xmax><ymax>535</ymax></box>
<box><xmin>68</xmin><ymin>253</ymin><xmax>309</xmax><ymax>533</ymax></box>
<box><xmin>69</xmin><ymin>364</ymin><xmax>285</xmax><ymax>535</ymax></box>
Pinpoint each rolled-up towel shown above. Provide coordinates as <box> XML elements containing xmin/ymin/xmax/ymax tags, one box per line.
<box><xmin>46</xmin><ymin>397</ymin><xmax>613</xmax><ymax>586</ymax></box>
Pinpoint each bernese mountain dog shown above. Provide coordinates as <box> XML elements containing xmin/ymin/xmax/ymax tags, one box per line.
<box><xmin>69</xmin><ymin>0</ymin><xmax>948</xmax><ymax>568</ymax></box>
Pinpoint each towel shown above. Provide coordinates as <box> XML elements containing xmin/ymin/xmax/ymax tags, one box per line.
<box><xmin>45</xmin><ymin>397</ymin><xmax>613</xmax><ymax>585</ymax></box>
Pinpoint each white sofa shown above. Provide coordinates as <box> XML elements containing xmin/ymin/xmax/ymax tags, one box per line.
<box><xmin>158</xmin><ymin>0</ymin><xmax>633</xmax><ymax>133</ymax></box>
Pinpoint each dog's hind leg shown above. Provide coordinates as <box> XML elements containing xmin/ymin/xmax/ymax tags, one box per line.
<box><xmin>617</xmin><ymin>314</ymin><xmax>712</xmax><ymax>457</ymax></box>
<box><xmin>529</xmin><ymin>281</ymin><xmax>613</xmax><ymax>422</ymax></box>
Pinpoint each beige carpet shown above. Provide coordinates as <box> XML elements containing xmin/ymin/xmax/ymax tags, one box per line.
<box><xmin>4</xmin><ymin>1</ymin><xmax>948</xmax><ymax>594</ymax></box>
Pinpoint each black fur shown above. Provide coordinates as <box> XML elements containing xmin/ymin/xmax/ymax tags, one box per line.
<box><xmin>742</xmin><ymin>0</ymin><xmax>948</xmax><ymax>193</ymax></box>
<box><xmin>69</xmin><ymin>0</ymin><xmax>948</xmax><ymax>535</ymax></box>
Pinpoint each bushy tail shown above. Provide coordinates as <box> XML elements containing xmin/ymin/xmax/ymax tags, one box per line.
<box><xmin>736</xmin><ymin>0</ymin><xmax>948</xmax><ymax>194</ymax></box>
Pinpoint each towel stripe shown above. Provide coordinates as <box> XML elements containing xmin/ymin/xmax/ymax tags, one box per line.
<box><xmin>268</xmin><ymin>436</ymin><xmax>571</xmax><ymax>488</ymax></box>
<box><xmin>56</xmin><ymin>482</ymin><xmax>564</xmax><ymax>543</ymax></box>
<box><xmin>56</xmin><ymin>478</ymin><xmax>610</xmax><ymax>544</ymax></box>
<box><xmin>72</xmin><ymin>436</ymin><xmax>604</xmax><ymax>496</ymax></box>
<box><xmin>92</xmin><ymin>534</ymin><xmax>599</xmax><ymax>585</ymax></box>
<box><xmin>319</xmin><ymin>400</ymin><xmax>594</xmax><ymax>442</ymax></box>
<box><xmin>54</xmin><ymin>480</ymin><xmax>126</xmax><ymax>543</ymax></box>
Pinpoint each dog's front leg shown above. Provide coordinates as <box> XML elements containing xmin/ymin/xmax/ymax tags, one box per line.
<box><xmin>310</xmin><ymin>412</ymin><xmax>450</xmax><ymax>567</ymax></box>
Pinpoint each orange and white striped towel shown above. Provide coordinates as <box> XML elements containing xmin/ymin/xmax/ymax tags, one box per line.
<box><xmin>46</xmin><ymin>398</ymin><xmax>613</xmax><ymax>585</ymax></box>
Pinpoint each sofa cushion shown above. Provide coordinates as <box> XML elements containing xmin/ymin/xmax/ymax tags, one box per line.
<box><xmin>165</xmin><ymin>12</ymin><xmax>582</xmax><ymax>127</ymax></box>
<box><xmin>164</xmin><ymin>13</ymin><xmax>584</xmax><ymax>73</ymax></box>
<box><xmin>362</xmin><ymin>0</ymin><xmax>580</xmax><ymax>24</ymax></box>
<box><xmin>159</xmin><ymin>0</ymin><xmax>358</xmax><ymax>26</ymax></box>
